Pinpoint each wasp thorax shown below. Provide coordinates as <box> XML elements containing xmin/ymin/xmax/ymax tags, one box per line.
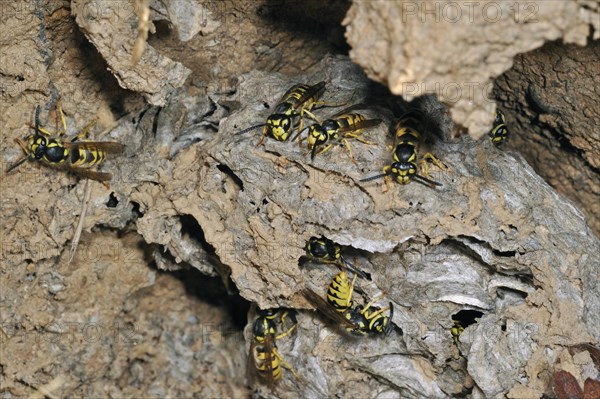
<box><xmin>253</xmin><ymin>317</ymin><xmax>276</xmax><ymax>338</ymax></box>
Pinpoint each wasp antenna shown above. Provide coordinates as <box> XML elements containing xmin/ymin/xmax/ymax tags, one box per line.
<box><xmin>385</xmin><ymin>302</ymin><xmax>395</xmax><ymax>334</ymax></box>
<box><xmin>34</xmin><ymin>105</ymin><xmax>41</xmax><ymax>128</ymax></box>
<box><xmin>6</xmin><ymin>156</ymin><xmax>29</xmax><ymax>174</ymax></box>
<box><xmin>310</xmin><ymin>144</ymin><xmax>318</xmax><ymax>160</ymax></box>
<box><xmin>412</xmin><ymin>173</ymin><xmax>443</xmax><ymax>187</ymax></box>
<box><xmin>359</xmin><ymin>172</ymin><xmax>388</xmax><ymax>183</ymax></box>
<box><xmin>342</xmin><ymin>257</ymin><xmax>369</xmax><ymax>279</ymax></box>
<box><xmin>290</xmin><ymin>126</ymin><xmax>307</xmax><ymax>143</ymax></box>
<box><xmin>236</xmin><ymin>124</ymin><xmax>265</xmax><ymax>135</ymax></box>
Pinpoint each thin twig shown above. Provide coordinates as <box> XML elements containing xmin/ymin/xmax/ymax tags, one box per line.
<box><xmin>68</xmin><ymin>179</ymin><xmax>92</xmax><ymax>265</ymax></box>
<box><xmin>131</xmin><ymin>0</ymin><xmax>150</xmax><ymax>65</ymax></box>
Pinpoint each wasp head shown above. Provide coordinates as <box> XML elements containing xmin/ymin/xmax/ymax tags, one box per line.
<box><xmin>29</xmin><ymin>135</ymin><xmax>47</xmax><ymax>160</ymax></box>
<box><xmin>388</xmin><ymin>161</ymin><xmax>416</xmax><ymax>184</ymax></box>
<box><xmin>307</xmin><ymin>124</ymin><xmax>328</xmax><ymax>150</ymax></box>
<box><xmin>494</xmin><ymin>110</ymin><xmax>506</xmax><ymax>125</ymax></box>
<box><xmin>266</xmin><ymin>114</ymin><xmax>293</xmax><ymax>141</ymax></box>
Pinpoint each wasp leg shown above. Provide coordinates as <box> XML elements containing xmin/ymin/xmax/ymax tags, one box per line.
<box><xmin>341</xmin><ymin>139</ymin><xmax>357</xmax><ymax>166</ymax></box>
<box><xmin>316</xmin><ymin>144</ymin><xmax>333</xmax><ymax>157</ymax></box>
<box><xmin>273</xmin><ymin>349</ymin><xmax>299</xmax><ymax>380</ymax></box>
<box><xmin>53</xmin><ymin>97</ymin><xmax>68</xmax><ymax>136</ymax></box>
<box><xmin>7</xmin><ymin>139</ymin><xmax>31</xmax><ymax>173</ymax></box>
<box><xmin>382</xmin><ymin>165</ymin><xmax>392</xmax><ymax>193</ymax></box>
<box><xmin>256</xmin><ymin>125</ymin><xmax>268</xmax><ymax>147</ymax></box>
<box><xmin>344</xmin><ymin>130</ymin><xmax>372</xmax><ymax>146</ymax></box>
<box><xmin>360</xmin><ymin>292</ymin><xmax>385</xmax><ymax>314</ymax></box>
<box><xmin>15</xmin><ymin>138</ymin><xmax>30</xmax><ymax>155</ymax></box>
<box><xmin>301</xmin><ymin>109</ymin><xmax>320</xmax><ymax>123</ymax></box>
<box><xmin>30</xmin><ymin>125</ymin><xmax>54</xmax><ymax>137</ymax></box>
<box><xmin>72</xmin><ymin>117</ymin><xmax>98</xmax><ymax>142</ymax></box>
<box><xmin>275</xmin><ymin>322</ymin><xmax>297</xmax><ymax>341</ymax></box>
<box><xmin>298</xmin><ymin>109</ymin><xmax>321</xmax><ymax>136</ymax></box>
<box><xmin>278</xmin><ymin>310</ymin><xmax>298</xmax><ymax>331</ymax></box>
<box><xmin>419</xmin><ymin>152</ymin><xmax>445</xmax><ymax>179</ymax></box>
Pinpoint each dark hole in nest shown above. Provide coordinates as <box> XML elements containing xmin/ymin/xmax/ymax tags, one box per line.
<box><xmin>179</xmin><ymin>214</ymin><xmax>216</xmax><ymax>256</ymax></box>
<box><xmin>106</xmin><ymin>192</ymin><xmax>119</xmax><ymax>208</ymax></box>
<box><xmin>496</xmin><ymin>286</ymin><xmax>529</xmax><ymax>301</ymax></box>
<box><xmin>217</xmin><ymin>164</ymin><xmax>244</xmax><ymax>191</ymax></box>
<box><xmin>492</xmin><ymin>248</ymin><xmax>517</xmax><ymax>257</ymax></box>
<box><xmin>151</xmin><ymin>19</ymin><xmax>174</xmax><ymax>40</ymax></box>
<box><xmin>171</xmin><ymin>267</ymin><xmax>250</xmax><ymax>331</ymax></box>
<box><xmin>130</xmin><ymin>201</ymin><xmax>144</xmax><ymax>218</ymax></box>
<box><xmin>451</xmin><ymin>309</ymin><xmax>484</xmax><ymax>330</ymax></box>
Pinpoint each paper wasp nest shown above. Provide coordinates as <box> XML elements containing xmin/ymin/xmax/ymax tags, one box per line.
<box><xmin>104</xmin><ymin>56</ymin><xmax>597</xmax><ymax>398</ymax></box>
<box><xmin>1</xmin><ymin>1</ymin><xmax>598</xmax><ymax>397</ymax></box>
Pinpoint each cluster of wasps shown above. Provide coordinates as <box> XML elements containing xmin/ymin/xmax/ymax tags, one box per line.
<box><xmin>7</xmin><ymin>86</ymin><xmax>509</xmax><ymax>391</ymax></box>
<box><xmin>6</xmin><ymin>84</ymin><xmax>507</xmax><ymax>184</ymax></box>
<box><xmin>249</xmin><ymin>236</ymin><xmax>393</xmax><ymax>390</ymax></box>
<box><xmin>237</xmin><ymin>81</ymin><xmax>508</xmax><ymax>191</ymax></box>
<box><xmin>238</xmin><ymin>81</ymin><xmax>509</xmax><ymax>389</ymax></box>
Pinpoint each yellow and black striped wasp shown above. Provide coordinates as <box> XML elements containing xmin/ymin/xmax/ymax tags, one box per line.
<box><xmin>237</xmin><ymin>81</ymin><xmax>344</xmax><ymax>146</ymax></box>
<box><xmin>249</xmin><ymin>309</ymin><xmax>299</xmax><ymax>390</ymax></box>
<box><xmin>6</xmin><ymin>101</ymin><xmax>124</xmax><ymax>181</ymax></box>
<box><xmin>291</xmin><ymin>105</ymin><xmax>382</xmax><ymax>164</ymax></box>
<box><xmin>360</xmin><ymin>111</ymin><xmax>444</xmax><ymax>189</ymax></box>
<box><xmin>489</xmin><ymin>110</ymin><xmax>508</xmax><ymax>145</ymax></box>
<box><xmin>303</xmin><ymin>264</ymin><xmax>393</xmax><ymax>336</ymax></box>
<box><xmin>450</xmin><ymin>309</ymin><xmax>483</xmax><ymax>347</ymax></box>
<box><xmin>451</xmin><ymin>320</ymin><xmax>464</xmax><ymax>346</ymax></box>
<box><xmin>303</xmin><ymin>236</ymin><xmax>369</xmax><ymax>279</ymax></box>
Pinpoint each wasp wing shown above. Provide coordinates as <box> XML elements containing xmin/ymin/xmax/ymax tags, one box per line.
<box><xmin>247</xmin><ymin>336</ymin><xmax>259</xmax><ymax>388</ymax></box>
<box><xmin>327</xmin><ymin>103</ymin><xmax>374</xmax><ymax>119</ymax></box>
<box><xmin>262</xmin><ymin>331</ymin><xmax>277</xmax><ymax>392</ymax></box>
<box><xmin>336</xmin><ymin>118</ymin><xmax>383</xmax><ymax>135</ymax></box>
<box><xmin>302</xmin><ymin>288</ymin><xmax>355</xmax><ymax>330</ymax></box>
<box><xmin>47</xmin><ymin>163</ymin><xmax>113</xmax><ymax>181</ymax></box>
<box><xmin>67</xmin><ymin>166</ymin><xmax>113</xmax><ymax>181</ymax></box>
<box><xmin>292</xmin><ymin>81</ymin><xmax>326</xmax><ymax>110</ymax></box>
<box><xmin>63</xmin><ymin>141</ymin><xmax>125</xmax><ymax>154</ymax></box>
<box><xmin>248</xmin><ymin>334</ymin><xmax>277</xmax><ymax>392</ymax></box>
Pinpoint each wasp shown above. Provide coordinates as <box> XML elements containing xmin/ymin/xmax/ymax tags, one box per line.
<box><xmin>451</xmin><ymin>320</ymin><xmax>464</xmax><ymax>346</ymax></box>
<box><xmin>237</xmin><ymin>81</ymin><xmax>344</xmax><ymax>146</ymax></box>
<box><xmin>291</xmin><ymin>105</ymin><xmax>382</xmax><ymax>164</ymax></box>
<box><xmin>6</xmin><ymin>101</ymin><xmax>124</xmax><ymax>181</ymax></box>
<box><xmin>303</xmin><ymin>266</ymin><xmax>393</xmax><ymax>336</ymax></box>
<box><xmin>249</xmin><ymin>312</ymin><xmax>299</xmax><ymax>389</ymax></box>
<box><xmin>360</xmin><ymin>111</ymin><xmax>444</xmax><ymax>189</ymax></box>
<box><xmin>489</xmin><ymin>110</ymin><xmax>508</xmax><ymax>145</ymax></box>
<box><xmin>303</xmin><ymin>236</ymin><xmax>369</xmax><ymax>279</ymax></box>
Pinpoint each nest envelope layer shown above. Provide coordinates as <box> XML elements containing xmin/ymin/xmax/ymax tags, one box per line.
<box><xmin>124</xmin><ymin>57</ymin><xmax>599</xmax><ymax>397</ymax></box>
